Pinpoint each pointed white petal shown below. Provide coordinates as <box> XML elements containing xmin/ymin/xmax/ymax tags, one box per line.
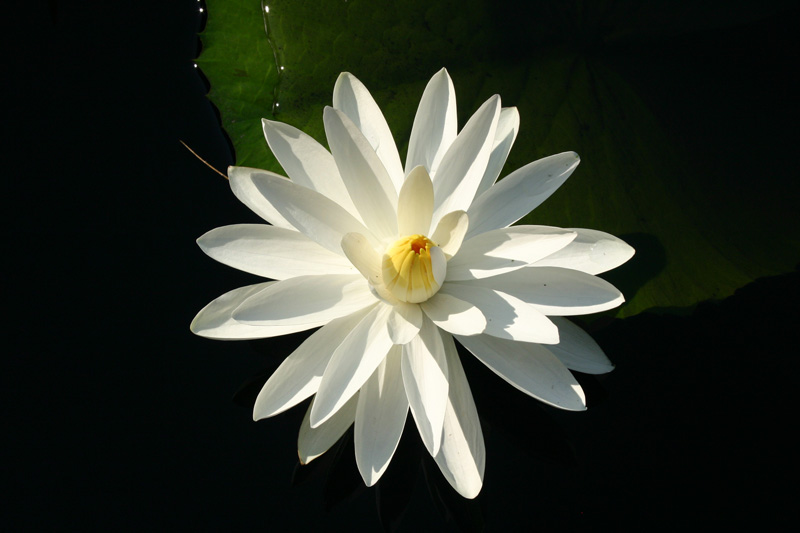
<box><xmin>456</xmin><ymin>334</ymin><xmax>586</xmax><ymax>411</ymax></box>
<box><xmin>310</xmin><ymin>303</ymin><xmax>394</xmax><ymax>427</ymax></box>
<box><xmin>191</xmin><ymin>283</ymin><xmax>320</xmax><ymax>339</ymax></box>
<box><xmin>333</xmin><ymin>72</ymin><xmax>405</xmax><ymax>190</ymax></box>
<box><xmin>397</xmin><ymin>165</ymin><xmax>434</xmax><ymax>237</ymax></box>
<box><xmin>446</xmin><ymin>226</ymin><xmax>576</xmax><ymax>281</ymax></box>
<box><xmin>401</xmin><ymin>318</ymin><xmax>449</xmax><ymax>456</ymax></box>
<box><xmin>468</xmin><ymin>266</ymin><xmax>625</xmax><ymax>316</ymax></box>
<box><xmin>433</xmin><ymin>332</ymin><xmax>485</xmax><ymax>499</ymax></box>
<box><xmin>228</xmin><ymin>166</ymin><xmax>296</xmax><ymax>230</ymax></box>
<box><xmin>531</xmin><ymin>228</ymin><xmax>635</xmax><ymax>275</ymax></box>
<box><xmin>440</xmin><ymin>283</ymin><xmax>559</xmax><ymax>344</ymax></box>
<box><xmin>387</xmin><ymin>302</ymin><xmax>423</xmax><ymax>344</ymax></box>
<box><xmin>466</xmin><ymin>152</ymin><xmax>581</xmax><ymax>238</ymax></box>
<box><xmin>324</xmin><ymin>107</ymin><xmax>398</xmax><ymax>241</ymax></box>
<box><xmin>261</xmin><ymin>119</ymin><xmax>358</xmax><ymax>213</ymax></box>
<box><xmin>298</xmin><ymin>393</ymin><xmax>358</xmax><ymax>464</ymax></box>
<box><xmin>198</xmin><ymin>224</ymin><xmax>355</xmax><ymax>279</ymax></box>
<box><xmin>432</xmin><ymin>95</ymin><xmax>501</xmax><ymax>226</ymax></box>
<box><xmin>405</xmin><ymin>68</ymin><xmax>457</xmax><ymax>177</ymax></box>
<box><xmin>420</xmin><ymin>291</ymin><xmax>487</xmax><ymax>336</ymax></box>
<box><xmin>232</xmin><ymin>167</ymin><xmax>380</xmax><ymax>254</ymax></box>
<box><xmin>253</xmin><ymin>308</ymin><xmax>374</xmax><ymax>419</ymax></box>
<box><xmin>354</xmin><ymin>346</ymin><xmax>408</xmax><ymax>486</ymax></box>
<box><xmin>548</xmin><ymin>317</ymin><xmax>614</xmax><ymax>374</ymax></box>
<box><xmin>232</xmin><ymin>274</ymin><xmax>377</xmax><ymax>326</ymax></box>
<box><xmin>474</xmin><ymin>106</ymin><xmax>520</xmax><ymax>197</ymax></box>
<box><xmin>430</xmin><ymin>210</ymin><xmax>469</xmax><ymax>258</ymax></box>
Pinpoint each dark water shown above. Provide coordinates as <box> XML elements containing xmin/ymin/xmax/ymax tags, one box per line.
<box><xmin>7</xmin><ymin>0</ymin><xmax>798</xmax><ymax>529</ymax></box>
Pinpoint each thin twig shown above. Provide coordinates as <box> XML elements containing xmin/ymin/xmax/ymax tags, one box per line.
<box><xmin>180</xmin><ymin>140</ymin><xmax>228</xmax><ymax>180</ymax></box>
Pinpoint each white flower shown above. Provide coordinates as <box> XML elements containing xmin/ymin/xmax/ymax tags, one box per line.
<box><xmin>191</xmin><ymin>69</ymin><xmax>634</xmax><ymax>498</ymax></box>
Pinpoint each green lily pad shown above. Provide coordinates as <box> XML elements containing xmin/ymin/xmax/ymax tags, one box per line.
<box><xmin>197</xmin><ymin>0</ymin><xmax>799</xmax><ymax>318</ymax></box>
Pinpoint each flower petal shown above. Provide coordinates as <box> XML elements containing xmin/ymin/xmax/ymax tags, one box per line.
<box><xmin>432</xmin><ymin>95</ymin><xmax>501</xmax><ymax>226</ymax></box>
<box><xmin>310</xmin><ymin>303</ymin><xmax>394</xmax><ymax>427</ymax></box>
<box><xmin>402</xmin><ymin>317</ymin><xmax>449</xmax><ymax>456</ymax></box>
<box><xmin>440</xmin><ymin>283</ymin><xmax>559</xmax><ymax>344</ymax></box>
<box><xmin>235</xmin><ymin>167</ymin><xmax>380</xmax><ymax>254</ymax></box>
<box><xmin>468</xmin><ymin>266</ymin><xmax>625</xmax><ymax>316</ymax></box>
<box><xmin>474</xmin><ymin>106</ymin><xmax>520</xmax><ymax>198</ymax></box>
<box><xmin>233</xmin><ymin>274</ymin><xmax>377</xmax><ymax>326</ymax></box>
<box><xmin>405</xmin><ymin>68</ymin><xmax>457</xmax><ymax>177</ymax></box>
<box><xmin>261</xmin><ymin>119</ymin><xmax>358</xmax><ymax>213</ymax></box>
<box><xmin>420</xmin><ymin>291</ymin><xmax>487</xmax><ymax>336</ymax></box>
<box><xmin>431</xmin><ymin>210</ymin><xmax>469</xmax><ymax>259</ymax></box>
<box><xmin>253</xmin><ymin>308</ymin><xmax>374</xmax><ymax>419</ymax></box>
<box><xmin>333</xmin><ymin>72</ymin><xmax>405</xmax><ymax>191</ymax></box>
<box><xmin>531</xmin><ymin>228</ymin><xmax>635</xmax><ymax>275</ymax></box>
<box><xmin>456</xmin><ymin>334</ymin><xmax>586</xmax><ymax>411</ymax></box>
<box><xmin>228</xmin><ymin>166</ymin><xmax>297</xmax><ymax>230</ymax></box>
<box><xmin>466</xmin><ymin>152</ymin><xmax>581</xmax><ymax>238</ymax></box>
<box><xmin>548</xmin><ymin>317</ymin><xmax>614</xmax><ymax>374</ymax></box>
<box><xmin>324</xmin><ymin>106</ymin><xmax>398</xmax><ymax>242</ymax></box>
<box><xmin>198</xmin><ymin>224</ymin><xmax>355</xmax><ymax>279</ymax></box>
<box><xmin>354</xmin><ymin>346</ymin><xmax>408</xmax><ymax>486</ymax></box>
<box><xmin>387</xmin><ymin>302</ymin><xmax>423</xmax><ymax>344</ymax></box>
<box><xmin>397</xmin><ymin>165</ymin><xmax>434</xmax><ymax>237</ymax></box>
<box><xmin>433</xmin><ymin>332</ymin><xmax>485</xmax><ymax>499</ymax></box>
<box><xmin>191</xmin><ymin>283</ymin><xmax>319</xmax><ymax>339</ymax></box>
<box><xmin>340</xmin><ymin>232</ymin><xmax>382</xmax><ymax>286</ymax></box>
<box><xmin>298</xmin><ymin>393</ymin><xmax>358</xmax><ymax>464</ymax></box>
<box><xmin>446</xmin><ymin>226</ymin><xmax>577</xmax><ymax>281</ymax></box>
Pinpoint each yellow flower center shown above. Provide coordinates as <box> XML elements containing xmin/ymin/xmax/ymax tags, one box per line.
<box><xmin>382</xmin><ymin>234</ymin><xmax>441</xmax><ymax>303</ymax></box>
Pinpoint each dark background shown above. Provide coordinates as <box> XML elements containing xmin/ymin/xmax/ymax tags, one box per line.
<box><xmin>7</xmin><ymin>0</ymin><xmax>798</xmax><ymax>530</ymax></box>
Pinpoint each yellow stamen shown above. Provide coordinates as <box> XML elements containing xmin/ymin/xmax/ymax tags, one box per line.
<box><xmin>382</xmin><ymin>235</ymin><xmax>441</xmax><ymax>303</ymax></box>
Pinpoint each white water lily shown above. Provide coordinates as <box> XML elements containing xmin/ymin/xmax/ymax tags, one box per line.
<box><xmin>191</xmin><ymin>69</ymin><xmax>633</xmax><ymax>498</ymax></box>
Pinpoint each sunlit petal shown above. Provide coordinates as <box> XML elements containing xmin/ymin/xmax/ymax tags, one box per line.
<box><xmin>355</xmin><ymin>346</ymin><xmax>408</xmax><ymax>485</ymax></box>
<box><xmin>456</xmin><ymin>334</ymin><xmax>586</xmax><ymax>411</ymax></box>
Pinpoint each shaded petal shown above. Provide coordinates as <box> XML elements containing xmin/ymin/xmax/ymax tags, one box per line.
<box><xmin>402</xmin><ymin>317</ymin><xmax>449</xmax><ymax>456</ymax></box>
<box><xmin>324</xmin><ymin>106</ymin><xmax>398</xmax><ymax>242</ymax></box>
<box><xmin>420</xmin><ymin>291</ymin><xmax>487</xmax><ymax>336</ymax></box>
<box><xmin>433</xmin><ymin>332</ymin><xmax>485</xmax><ymax>499</ymax></box>
<box><xmin>467</xmin><ymin>266</ymin><xmax>625</xmax><ymax>316</ymax></box>
<box><xmin>191</xmin><ymin>283</ymin><xmax>320</xmax><ymax>339</ymax></box>
<box><xmin>354</xmin><ymin>346</ymin><xmax>408</xmax><ymax>486</ymax></box>
<box><xmin>310</xmin><ymin>303</ymin><xmax>394</xmax><ymax>427</ymax></box>
<box><xmin>228</xmin><ymin>166</ymin><xmax>296</xmax><ymax>230</ymax></box>
<box><xmin>432</xmin><ymin>95</ymin><xmax>501</xmax><ymax>226</ymax></box>
<box><xmin>466</xmin><ymin>152</ymin><xmax>581</xmax><ymax>238</ymax></box>
<box><xmin>440</xmin><ymin>283</ymin><xmax>559</xmax><ymax>344</ymax></box>
<box><xmin>333</xmin><ymin>72</ymin><xmax>405</xmax><ymax>190</ymax></box>
<box><xmin>548</xmin><ymin>317</ymin><xmax>614</xmax><ymax>374</ymax></box>
<box><xmin>233</xmin><ymin>274</ymin><xmax>377</xmax><ymax>326</ymax></box>
<box><xmin>474</xmin><ymin>106</ymin><xmax>520</xmax><ymax>198</ymax></box>
<box><xmin>387</xmin><ymin>302</ymin><xmax>423</xmax><ymax>345</ymax></box>
<box><xmin>198</xmin><ymin>224</ymin><xmax>355</xmax><ymax>279</ymax></box>
<box><xmin>431</xmin><ymin>210</ymin><xmax>468</xmax><ymax>259</ymax></box>
<box><xmin>405</xmin><ymin>68</ymin><xmax>457</xmax><ymax>177</ymax></box>
<box><xmin>447</xmin><ymin>226</ymin><xmax>576</xmax><ymax>281</ymax></box>
<box><xmin>397</xmin><ymin>165</ymin><xmax>434</xmax><ymax>237</ymax></box>
<box><xmin>340</xmin><ymin>232</ymin><xmax>382</xmax><ymax>286</ymax></box>
<box><xmin>456</xmin><ymin>334</ymin><xmax>586</xmax><ymax>411</ymax></box>
<box><xmin>531</xmin><ymin>228</ymin><xmax>635</xmax><ymax>275</ymax></box>
<box><xmin>298</xmin><ymin>393</ymin><xmax>358</xmax><ymax>464</ymax></box>
<box><xmin>253</xmin><ymin>308</ymin><xmax>374</xmax><ymax>419</ymax></box>
<box><xmin>237</xmin><ymin>167</ymin><xmax>380</xmax><ymax>254</ymax></box>
<box><xmin>261</xmin><ymin>119</ymin><xmax>358</xmax><ymax>213</ymax></box>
